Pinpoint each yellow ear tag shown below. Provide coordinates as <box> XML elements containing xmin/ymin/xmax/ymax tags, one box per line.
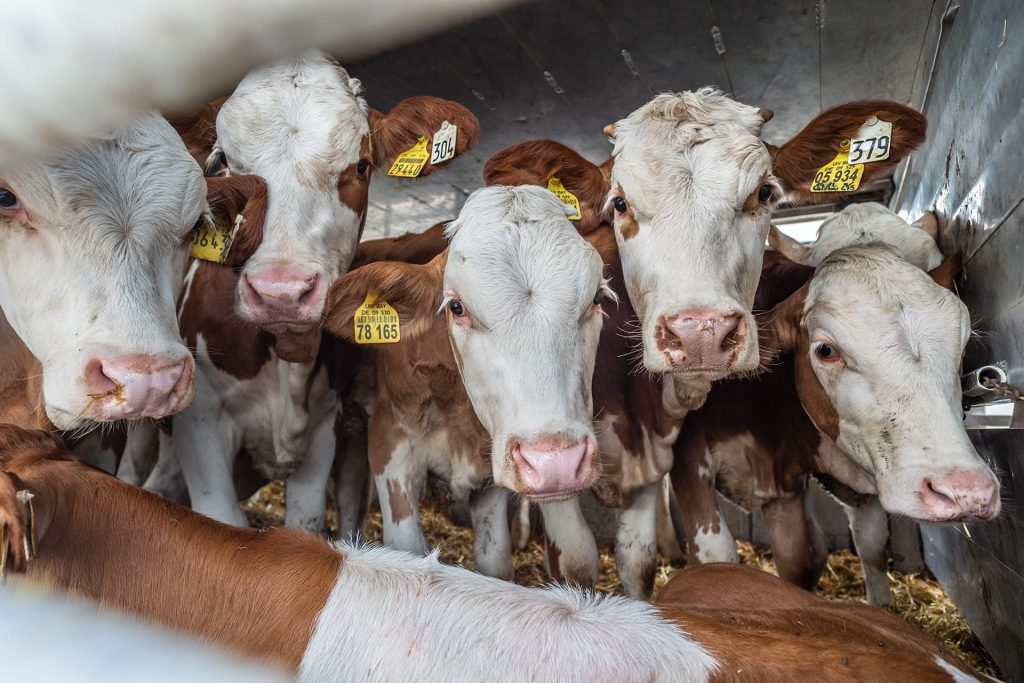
<box><xmin>809</xmin><ymin>145</ymin><xmax>864</xmax><ymax>193</ymax></box>
<box><xmin>387</xmin><ymin>136</ymin><xmax>431</xmax><ymax>178</ymax></box>
<box><xmin>546</xmin><ymin>176</ymin><xmax>582</xmax><ymax>220</ymax></box>
<box><xmin>353</xmin><ymin>293</ymin><xmax>401</xmax><ymax>344</ymax></box>
<box><xmin>191</xmin><ymin>214</ymin><xmax>243</xmax><ymax>264</ymax></box>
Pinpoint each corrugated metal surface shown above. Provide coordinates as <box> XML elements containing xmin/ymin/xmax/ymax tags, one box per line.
<box><xmin>894</xmin><ymin>1</ymin><xmax>1024</xmax><ymax>679</ymax></box>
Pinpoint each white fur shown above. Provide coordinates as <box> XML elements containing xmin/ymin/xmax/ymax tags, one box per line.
<box><xmin>300</xmin><ymin>543</ymin><xmax>717</xmax><ymax>682</ymax></box>
<box><xmin>809</xmin><ymin>203</ymin><xmax>943</xmax><ymax>269</ymax></box>
<box><xmin>0</xmin><ymin>114</ymin><xmax>202</xmax><ymax>428</ymax></box>
<box><xmin>933</xmin><ymin>655</ymin><xmax>985</xmax><ymax>682</ymax></box>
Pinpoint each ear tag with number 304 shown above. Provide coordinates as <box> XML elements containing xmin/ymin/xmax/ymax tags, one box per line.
<box><xmin>387</xmin><ymin>136</ymin><xmax>430</xmax><ymax>178</ymax></box>
<box><xmin>430</xmin><ymin>121</ymin><xmax>457</xmax><ymax>165</ymax></box>
<box><xmin>353</xmin><ymin>293</ymin><xmax>401</xmax><ymax>344</ymax></box>
<box><xmin>810</xmin><ymin>139</ymin><xmax>864</xmax><ymax>193</ymax></box>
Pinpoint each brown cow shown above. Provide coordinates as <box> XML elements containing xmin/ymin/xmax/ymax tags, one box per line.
<box><xmin>484</xmin><ymin>93</ymin><xmax>927</xmax><ymax>597</ymax></box>
<box><xmin>0</xmin><ymin>424</ymin><xmax>985</xmax><ymax>682</ymax></box>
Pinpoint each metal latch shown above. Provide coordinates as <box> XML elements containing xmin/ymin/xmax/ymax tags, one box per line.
<box><xmin>962</xmin><ymin>362</ymin><xmax>1024</xmax><ymax>430</ymax></box>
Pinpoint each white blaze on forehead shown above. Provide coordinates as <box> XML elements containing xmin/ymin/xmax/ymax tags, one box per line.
<box><xmin>444</xmin><ymin>185</ymin><xmax>605</xmax><ymax>330</ymax></box>
<box><xmin>809</xmin><ymin>203</ymin><xmax>943</xmax><ymax>270</ymax></box>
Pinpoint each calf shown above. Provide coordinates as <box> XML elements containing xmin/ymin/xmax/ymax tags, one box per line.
<box><xmin>0</xmin><ymin>115</ymin><xmax>205</xmax><ymax>431</ymax></box>
<box><xmin>323</xmin><ymin>185</ymin><xmax>609</xmax><ymax>579</ymax></box>
<box><xmin>672</xmin><ymin>244</ymin><xmax>999</xmax><ymax>606</ymax></box>
<box><xmin>0</xmin><ymin>425</ymin><xmax>984</xmax><ymax>682</ymax></box>
<box><xmin>155</xmin><ymin>49</ymin><xmax>479</xmax><ymax>530</ymax></box>
<box><xmin>485</xmin><ymin>92</ymin><xmax>926</xmax><ymax>596</ymax></box>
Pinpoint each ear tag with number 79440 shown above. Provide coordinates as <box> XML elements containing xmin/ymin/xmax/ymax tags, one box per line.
<box><xmin>430</xmin><ymin>121</ymin><xmax>457</xmax><ymax>165</ymax></box>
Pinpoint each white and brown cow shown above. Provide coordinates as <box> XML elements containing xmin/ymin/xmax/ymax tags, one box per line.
<box><xmin>672</xmin><ymin>242</ymin><xmax>999</xmax><ymax>606</ymax></box>
<box><xmin>0</xmin><ymin>115</ymin><xmax>204</xmax><ymax>432</ymax></box>
<box><xmin>0</xmin><ymin>425</ymin><xmax>986</xmax><ymax>682</ymax></box>
<box><xmin>323</xmin><ymin>185</ymin><xmax>609</xmax><ymax>578</ymax></box>
<box><xmin>147</xmin><ymin>50</ymin><xmax>478</xmax><ymax>531</ymax></box>
<box><xmin>484</xmin><ymin>91</ymin><xmax>927</xmax><ymax>597</ymax></box>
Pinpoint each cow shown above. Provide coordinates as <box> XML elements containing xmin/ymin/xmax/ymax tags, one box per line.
<box><xmin>0</xmin><ymin>115</ymin><xmax>207</xmax><ymax>432</ymax></box>
<box><xmin>484</xmin><ymin>90</ymin><xmax>927</xmax><ymax>597</ymax></box>
<box><xmin>149</xmin><ymin>49</ymin><xmax>479</xmax><ymax>532</ymax></box>
<box><xmin>672</xmin><ymin>242</ymin><xmax>999</xmax><ymax>607</ymax></box>
<box><xmin>322</xmin><ymin>185</ymin><xmax>610</xmax><ymax>579</ymax></box>
<box><xmin>0</xmin><ymin>424</ymin><xmax>985</xmax><ymax>682</ymax></box>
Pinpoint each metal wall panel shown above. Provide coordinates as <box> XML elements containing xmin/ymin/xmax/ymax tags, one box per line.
<box><xmin>894</xmin><ymin>2</ymin><xmax>1024</xmax><ymax>678</ymax></box>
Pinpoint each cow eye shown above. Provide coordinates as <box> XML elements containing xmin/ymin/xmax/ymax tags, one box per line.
<box><xmin>813</xmin><ymin>342</ymin><xmax>841</xmax><ymax>362</ymax></box>
<box><xmin>449</xmin><ymin>299</ymin><xmax>466</xmax><ymax>317</ymax></box>
<box><xmin>758</xmin><ymin>184</ymin><xmax>774</xmax><ymax>204</ymax></box>
<box><xmin>356</xmin><ymin>159</ymin><xmax>370</xmax><ymax>176</ymax></box>
<box><xmin>0</xmin><ymin>188</ymin><xmax>19</xmax><ymax>210</ymax></box>
<box><xmin>612</xmin><ymin>196</ymin><xmax>628</xmax><ymax>214</ymax></box>
<box><xmin>593</xmin><ymin>289</ymin><xmax>605</xmax><ymax>306</ymax></box>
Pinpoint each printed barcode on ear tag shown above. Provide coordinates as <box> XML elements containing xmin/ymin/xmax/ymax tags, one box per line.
<box><xmin>847</xmin><ymin>117</ymin><xmax>892</xmax><ymax>164</ymax></box>
<box><xmin>190</xmin><ymin>214</ymin><xmax>243</xmax><ymax>264</ymax></box>
<box><xmin>810</xmin><ymin>152</ymin><xmax>864</xmax><ymax>193</ymax></box>
<box><xmin>546</xmin><ymin>176</ymin><xmax>582</xmax><ymax>220</ymax></box>
<box><xmin>387</xmin><ymin>136</ymin><xmax>430</xmax><ymax>178</ymax></box>
<box><xmin>430</xmin><ymin>121</ymin><xmax>457</xmax><ymax>165</ymax></box>
<box><xmin>353</xmin><ymin>293</ymin><xmax>401</xmax><ymax>344</ymax></box>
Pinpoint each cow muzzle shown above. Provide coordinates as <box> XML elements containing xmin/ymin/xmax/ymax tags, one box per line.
<box><xmin>510</xmin><ymin>436</ymin><xmax>595</xmax><ymax>500</ymax></box>
<box><xmin>654</xmin><ymin>308</ymin><xmax>749</xmax><ymax>375</ymax></box>
<box><xmin>241</xmin><ymin>266</ymin><xmax>324</xmax><ymax>327</ymax></box>
<box><xmin>83</xmin><ymin>353</ymin><xmax>195</xmax><ymax>421</ymax></box>
<box><xmin>918</xmin><ymin>470</ymin><xmax>1000</xmax><ymax>521</ymax></box>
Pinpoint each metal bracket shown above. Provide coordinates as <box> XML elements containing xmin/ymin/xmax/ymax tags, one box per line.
<box><xmin>963</xmin><ymin>361</ymin><xmax>1024</xmax><ymax>430</ymax></box>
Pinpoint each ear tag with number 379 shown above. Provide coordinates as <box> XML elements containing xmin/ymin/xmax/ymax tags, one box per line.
<box><xmin>387</xmin><ymin>136</ymin><xmax>430</xmax><ymax>178</ymax></box>
<box><xmin>353</xmin><ymin>293</ymin><xmax>401</xmax><ymax>344</ymax></box>
<box><xmin>847</xmin><ymin>116</ymin><xmax>892</xmax><ymax>164</ymax></box>
<box><xmin>430</xmin><ymin>121</ymin><xmax>457</xmax><ymax>165</ymax></box>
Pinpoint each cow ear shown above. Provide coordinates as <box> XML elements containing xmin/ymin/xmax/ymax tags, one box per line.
<box><xmin>166</xmin><ymin>96</ymin><xmax>229</xmax><ymax>167</ymax></box>
<box><xmin>928</xmin><ymin>252</ymin><xmax>960</xmax><ymax>292</ymax></box>
<box><xmin>369</xmin><ymin>97</ymin><xmax>479</xmax><ymax>177</ymax></box>
<box><xmin>768</xmin><ymin>101</ymin><xmax>926</xmax><ymax>205</ymax></box>
<box><xmin>205</xmin><ymin>175</ymin><xmax>268</xmax><ymax>267</ymax></box>
<box><xmin>323</xmin><ymin>251</ymin><xmax>446</xmax><ymax>344</ymax></box>
<box><xmin>484</xmin><ymin>140</ymin><xmax>612</xmax><ymax>235</ymax></box>
<box><xmin>583</xmin><ymin>224</ymin><xmax>619</xmax><ymax>266</ymax></box>
<box><xmin>767</xmin><ymin>224</ymin><xmax>812</xmax><ymax>265</ymax></box>
<box><xmin>760</xmin><ymin>282</ymin><xmax>809</xmax><ymax>360</ymax></box>
<box><xmin>351</xmin><ymin>221</ymin><xmax>449</xmax><ymax>270</ymax></box>
<box><xmin>911</xmin><ymin>211</ymin><xmax>940</xmax><ymax>241</ymax></box>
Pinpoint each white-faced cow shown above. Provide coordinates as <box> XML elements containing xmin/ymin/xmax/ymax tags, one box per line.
<box><xmin>0</xmin><ymin>115</ymin><xmax>204</xmax><ymax>432</ymax></box>
<box><xmin>322</xmin><ymin>185</ymin><xmax>609</xmax><ymax>579</ymax></box>
<box><xmin>672</xmin><ymin>238</ymin><xmax>999</xmax><ymax>606</ymax></box>
<box><xmin>0</xmin><ymin>424</ymin><xmax>986</xmax><ymax>682</ymax></box>
<box><xmin>147</xmin><ymin>49</ymin><xmax>479</xmax><ymax>532</ymax></box>
<box><xmin>484</xmin><ymin>90</ymin><xmax>927</xmax><ymax>597</ymax></box>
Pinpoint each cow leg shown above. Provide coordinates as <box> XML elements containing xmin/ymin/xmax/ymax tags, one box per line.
<box><xmin>762</xmin><ymin>492</ymin><xmax>826</xmax><ymax>590</ymax></box>
<box><xmin>656</xmin><ymin>475</ymin><xmax>685</xmax><ymax>563</ymax></box>
<box><xmin>616</xmin><ymin>481</ymin><xmax>660</xmax><ymax>599</ymax></box>
<box><xmin>333</xmin><ymin>410</ymin><xmax>370</xmax><ymax>541</ymax></box>
<box><xmin>173</xmin><ymin>402</ymin><xmax>248</xmax><ymax>527</ymax></box>
<box><xmin>117</xmin><ymin>421</ymin><xmax>159</xmax><ymax>485</ymax></box>
<box><xmin>844</xmin><ymin>497</ymin><xmax>893</xmax><ymax>607</ymax></box>
<box><xmin>539</xmin><ymin>498</ymin><xmax>598</xmax><ymax>587</ymax></box>
<box><xmin>469</xmin><ymin>486</ymin><xmax>513</xmax><ymax>580</ymax></box>
<box><xmin>284</xmin><ymin>411</ymin><xmax>335</xmax><ymax>533</ymax></box>
<box><xmin>673</xmin><ymin>427</ymin><xmax>739</xmax><ymax>565</ymax></box>
<box><xmin>373</xmin><ymin>433</ymin><xmax>429</xmax><ymax>556</ymax></box>
<box><xmin>142</xmin><ymin>429</ymin><xmax>189</xmax><ymax>504</ymax></box>
<box><xmin>510</xmin><ymin>498</ymin><xmax>532</xmax><ymax>550</ymax></box>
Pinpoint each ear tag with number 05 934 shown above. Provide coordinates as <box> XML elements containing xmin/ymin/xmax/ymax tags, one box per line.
<box><xmin>810</xmin><ymin>139</ymin><xmax>864</xmax><ymax>193</ymax></box>
<box><xmin>430</xmin><ymin>121</ymin><xmax>457</xmax><ymax>165</ymax></box>
<box><xmin>387</xmin><ymin>136</ymin><xmax>430</xmax><ymax>178</ymax></box>
<box><xmin>353</xmin><ymin>293</ymin><xmax>401</xmax><ymax>344</ymax></box>
<box><xmin>847</xmin><ymin>116</ymin><xmax>892</xmax><ymax>164</ymax></box>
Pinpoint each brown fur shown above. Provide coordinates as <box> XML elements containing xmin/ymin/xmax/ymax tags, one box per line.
<box><xmin>0</xmin><ymin>310</ymin><xmax>49</xmax><ymax>430</ymax></box>
<box><xmin>768</xmin><ymin>101</ymin><xmax>927</xmax><ymax>204</ymax></box>
<box><xmin>657</xmin><ymin>564</ymin><xmax>978</xmax><ymax>682</ymax></box>
<box><xmin>166</xmin><ymin>96</ymin><xmax>229</xmax><ymax>165</ymax></box>
<box><xmin>928</xmin><ymin>252</ymin><xmax>961</xmax><ymax>292</ymax></box>
<box><xmin>206</xmin><ymin>175</ymin><xmax>268</xmax><ymax>266</ymax></box>
<box><xmin>369</xmin><ymin>97</ymin><xmax>480</xmax><ymax>175</ymax></box>
<box><xmin>0</xmin><ymin>425</ymin><xmax>339</xmax><ymax>672</ymax></box>
<box><xmin>351</xmin><ymin>221</ymin><xmax>450</xmax><ymax>269</ymax></box>
<box><xmin>483</xmin><ymin>140</ymin><xmax>611</xmax><ymax>235</ymax></box>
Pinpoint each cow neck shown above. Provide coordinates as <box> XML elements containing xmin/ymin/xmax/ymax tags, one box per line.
<box><xmin>21</xmin><ymin>457</ymin><xmax>341</xmax><ymax>672</ymax></box>
<box><xmin>0</xmin><ymin>309</ymin><xmax>51</xmax><ymax>429</ymax></box>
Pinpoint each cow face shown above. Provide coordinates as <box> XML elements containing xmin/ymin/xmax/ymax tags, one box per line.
<box><xmin>769</xmin><ymin>202</ymin><xmax>943</xmax><ymax>270</ymax></box>
<box><xmin>770</xmin><ymin>245</ymin><xmax>999</xmax><ymax>522</ymax></box>
<box><xmin>605</xmin><ymin>90</ymin><xmax>775</xmax><ymax>379</ymax></box>
<box><xmin>325</xmin><ymin>186</ymin><xmax>607</xmax><ymax>500</ymax></box>
<box><xmin>197</xmin><ymin>50</ymin><xmax>478</xmax><ymax>355</ymax></box>
<box><xmin>443</xmin><ymin>187</ymin><xmax>606</xmax><ymax>499</ymax></box>
<box><xmin>0</xmin><ymin>115</ymin><xmax>201</xmax><ymax>429</ymax></box>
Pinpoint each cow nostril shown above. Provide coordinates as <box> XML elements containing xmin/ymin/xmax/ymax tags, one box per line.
<box><xmin>925</xmin><ymin>480</ymin><xmax>957</xmax><ymax>507</ymax></box>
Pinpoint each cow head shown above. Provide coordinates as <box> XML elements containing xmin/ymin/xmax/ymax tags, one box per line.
<box><xmin>765</xmin><ymin>245</ymin><xmax>999</xmax><ymax>522</ymax></box>
<box><xmin>325</xmin><ymin>186</ymin><xmax>608</xmax><ymax>499</ymax></box>
<box><xmin>174</xmin><ymin>49</ymin><xmax>478</xmax><ymax>359</ymax></box>
<box><xmin>486</xmin><ymin>93</ymin><xmax>926</xmax><ymax>389</ymax></box>
<box><xmin>769</xmin><ymin>202</ymin><xmax>942</xmax><ymax>270</ymax></box>
<box><xmin>0</xmin><ymin>114</ymin><xmax>201</xmax><ymax>429</ymax></box>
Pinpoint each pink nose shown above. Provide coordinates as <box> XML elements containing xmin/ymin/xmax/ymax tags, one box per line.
<box><xmin>242</xmin><ymin>268</ymin><xmax>322</xmax><ymax>324</ymax></box>
<box><xmin>84</xmin><ymin>354</ymin><xmax>194</xmax><ymax>421</ymax></box>
<box><xmin>655</xmin><ymin>308</ymin><xmax>746</xmax><ymax>372</ymax></box>
<box><xmin>511</xmin><ymin>437</ymin><xmax>594</xmax><ymax>498</ymax></box>
<box><xmin>919</xmin><ymin>471</ymin><xmax>1000</xmax><ymax>521</ymax></box>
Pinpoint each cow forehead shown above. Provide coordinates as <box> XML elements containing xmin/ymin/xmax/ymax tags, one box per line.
<box><xmin>217</xmin><ymin>52</ymin><xmax>369</xmax><ymax>182</ymax></box>
<box><xmin>812</xmin><ymin>204</ymin><xmax>942</xmax><ymax>270</ymax></box>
